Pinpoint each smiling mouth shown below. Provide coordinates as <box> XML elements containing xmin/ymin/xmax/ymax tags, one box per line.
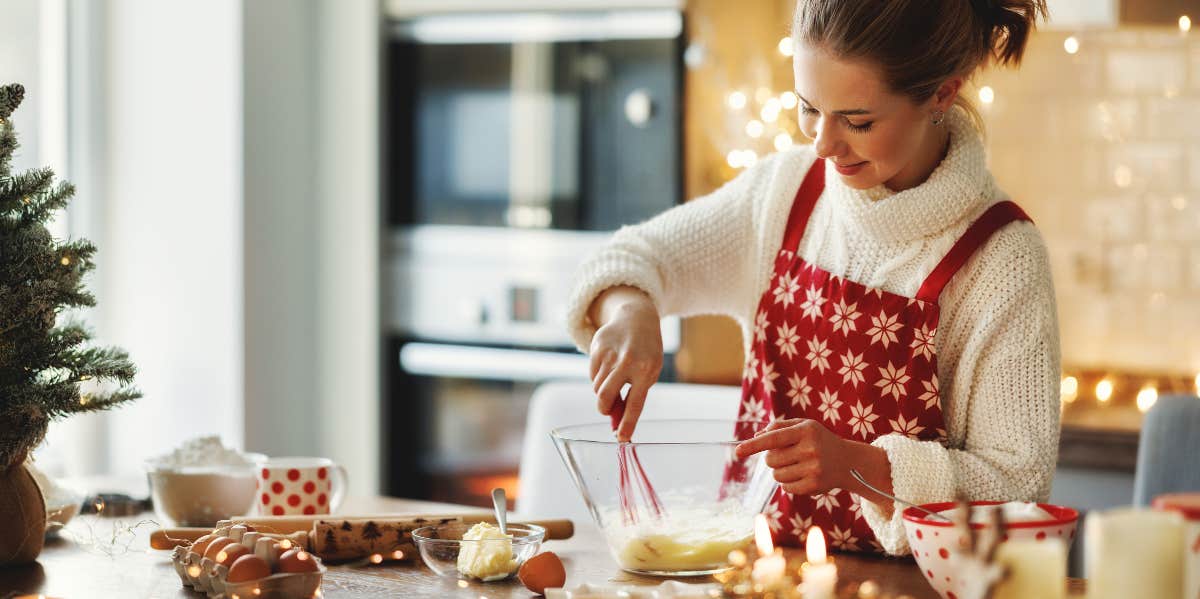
<box><xmin>835</xmin><ymin>160</ymin><xmax>867</xmax><ymax>168</ymax></box>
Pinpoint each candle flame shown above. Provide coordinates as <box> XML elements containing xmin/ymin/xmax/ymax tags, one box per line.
<box><xmin>370</xmin><ymin>553</ymin><xmax>383</xmax><ymax>564</ymax></box>
<box><xmin>278</xmin><ymin>539</ymin><xmax>293</xmax><ymax>550</ymax></box>
<box><xmin>806</xmin><ymin>527</ymin><xmax>827</xmax><ymax>564</ymax></box>
<box><xmin>754</xmin><ymin>514</ymin><xmax>774</xmax><ymax>556</ymax></box>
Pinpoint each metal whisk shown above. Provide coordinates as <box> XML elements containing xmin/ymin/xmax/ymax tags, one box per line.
<box><xmin>610</xmin><ymin>396</ymin><xmax>664</xmax><ymax>524</ymax></box>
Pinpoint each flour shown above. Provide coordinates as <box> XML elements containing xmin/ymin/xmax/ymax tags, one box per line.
<box><xmin>150</xmin><ymin>435</ymin><xmax>253</xmax><ymax>469</ymax></box>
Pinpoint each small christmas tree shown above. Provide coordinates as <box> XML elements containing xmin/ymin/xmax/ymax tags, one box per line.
<box><xmin>0</xmin><ymin>83</ymin><xmax>140</xmax><ymax>470</ymax></box>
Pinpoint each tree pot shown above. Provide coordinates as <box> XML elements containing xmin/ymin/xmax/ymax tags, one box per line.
<box><xmin>0</xmin><ymin>459</ymin><xmax>46</xmax><ymax>565</ymax></box>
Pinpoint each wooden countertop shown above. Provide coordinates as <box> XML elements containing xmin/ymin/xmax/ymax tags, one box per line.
<box><xmin>0</xmin><ymin>496</ymin><xmax>1085</xmax><ymax>598</ymax></box>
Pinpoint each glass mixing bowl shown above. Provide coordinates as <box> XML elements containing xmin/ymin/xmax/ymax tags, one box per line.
<box><xmin>552</xmin><ymin>419</ymin><xmax>778</xmax><ymax>576</ymax></box>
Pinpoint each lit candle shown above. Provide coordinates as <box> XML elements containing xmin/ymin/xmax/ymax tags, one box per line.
<box><xmin>1085</xmin><ymin>508</ymin><xmax>1184</xmax><ymax>599</ymax></box>
<box><xmin>801</xmin><ymin>526</ymin><xmax>837</xmax><ymax>599</ymax></box>
<box><xmin>750</xmin><ymin>514</ymin><xmax>786</xmax><ymax>588</ymax></box>
<box><xmin>991</xmin><ymin>539</ymin><xmax>1066</xmax><ymax>599</ymax></box>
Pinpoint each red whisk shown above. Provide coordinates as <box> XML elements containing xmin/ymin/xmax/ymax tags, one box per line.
<box><xmin>610</xmin><ymin>395</ymin><xmax>665</xmax><ymax>524</ymax></box>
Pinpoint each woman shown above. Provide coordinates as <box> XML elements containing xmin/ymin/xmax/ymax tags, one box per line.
<box><xmin>565</xmin><ymin>0</ymin><xmax>1060</xmax><ymax>555</ymax></box>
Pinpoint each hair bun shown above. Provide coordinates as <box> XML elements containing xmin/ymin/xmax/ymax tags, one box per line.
<box><xmin>984</xmin><ymin>0</ymin><xmax>1048</xmax><ymax>67</ymax></box>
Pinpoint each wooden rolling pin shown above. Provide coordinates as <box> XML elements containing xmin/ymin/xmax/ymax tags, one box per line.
<box><xmin>227</xmin><ymin>513</ymin><xmax>573</xmax><ymax>540</ymax></box>
<box><xmin>151</xmin><ymin>513</ymin><xmax>574</xmax><ymax>562</ymax></box>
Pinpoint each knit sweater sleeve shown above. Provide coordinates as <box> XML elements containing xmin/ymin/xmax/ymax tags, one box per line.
<box><xmin>857</xmin><ymin>220</ymin><xmax>1062</xmax><ymax>555</ymax></box>
<box><xmin>565</xmin><ymin>150</ymin><xmax>805</xmax><ymax>353</ymax></box>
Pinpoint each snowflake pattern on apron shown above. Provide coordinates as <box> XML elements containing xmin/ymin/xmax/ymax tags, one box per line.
<box><xmin>735</xmin><ymin>158</ymin><xmax>1031</xmax><ymax>553</ymax></box>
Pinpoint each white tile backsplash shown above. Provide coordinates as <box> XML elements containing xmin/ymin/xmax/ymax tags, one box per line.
<box><xmin>984</xmin><ymin>28</ymin><xmax>1200</xmax><ymax>372</ymax></box>
<box><xmin>1105</xmin><ymin>49</ymin><xmax>1186</xmax><ymax>93</ymax></box>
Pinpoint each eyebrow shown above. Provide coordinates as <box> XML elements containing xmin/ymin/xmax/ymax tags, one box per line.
<box><xmin>795</xmin><ymin>92</ymin><xmax>872</xmax><ymax>116</ymax></box>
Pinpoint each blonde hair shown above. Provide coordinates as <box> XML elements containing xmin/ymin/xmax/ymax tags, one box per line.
<box><xmin>792</xmin><ymin>0</ymin><xmax>1047</xmax><ymax>131</ymax></box>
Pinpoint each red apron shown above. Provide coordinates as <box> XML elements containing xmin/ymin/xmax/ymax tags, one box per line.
<box><xmin>735</xmin><ymin>158</ymin><xmax>1031</xmax><ymax>553</ymax></box>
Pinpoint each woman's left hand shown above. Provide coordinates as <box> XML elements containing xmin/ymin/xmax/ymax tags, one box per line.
<box><xmin>734</xmin><ymin>418</ymin><xmax>849</xmax><ymax>496</ymax></box>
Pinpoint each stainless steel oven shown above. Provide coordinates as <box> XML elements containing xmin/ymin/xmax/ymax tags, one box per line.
<box><xmin>382</xmin><ymin>5</ymin><xmax>685</xmax><ymax>507</ymax></box>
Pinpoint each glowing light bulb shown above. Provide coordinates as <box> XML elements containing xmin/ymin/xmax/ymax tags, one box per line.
<box><xmin>726</xmin><ymin>150</ymin><xmax>742</xmax><ymax>169</ymax></box>
<box><xmin>1180</xmin><ymin>15</ymin><xmax>1191</xmax><ymax>33</ymax></box>
<box><xmin>1136</xmin><ymin>387</ymin><xmax>1158</xmax><ymax>413</ymax></box>
<box><xmin>761</xmin><ymin>99</ymin><xmax>782</xmax><ymax>123</ymax></box>
<box><xmin>745</xmin><ymin>119</ymin><xmax>765</xmax><ymax>138</ymax></box>
<box><xmin>777</xmin><ymin>37</ymin><xmax>795</xmax><ymax>57</ymax></box>
<box><xmin>370</xmin><ymin>553</ymin><xmax>383</xmax><ymax>564</ymax></box>
<box><xmin>1060</xmin><ymin>376</ymin><xmax>1079</xmax><ymax>403</ymax></box>
<box><xmin>1064</xmin><ymin>36</ymin><xmax>1079</xmax><ymax>54</ymax></box>
<box><xmin>978</xmin><ymin>86</ymin><xmax>995</xmax><ymax>104</ymax></box>
<box><xmin>780</xmin><ymin>91</ymin><xmax>798</xmax><ymax>110</ymax></box>
<box><xmin>1114</xmin><ymin>165</ymin><xmax>1133</xmax><ymax>188</ymax></box>
<box><xmin>774</xmin><ymin>132</ymin><xmax>794</xmax><ymax>152</ymax></box>
<box><xmin>727</xmin><ymin>91</ymin><xmax>747</xmax><ymax>110</ymax></box>
<box><xmin>1095</xmin><ymin>379</ymin><xmax>1114</xmax><ymax>403</ymax></box>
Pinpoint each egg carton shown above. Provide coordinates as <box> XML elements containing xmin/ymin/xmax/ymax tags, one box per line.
<box><xmin>170</xmin><ymin>525</ymin><xmax>324</xmax><ymax>598</ymax></box>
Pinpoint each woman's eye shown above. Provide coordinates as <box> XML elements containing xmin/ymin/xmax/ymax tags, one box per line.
<box><xmin>800</xmin><ymin>104</ymin><xmax>818</xmax><ymax>115</ymax></box>
<box><xmin>846</xmin><ymin>120</ymin><xmax>874</xmax><ymax>133</ymax></box>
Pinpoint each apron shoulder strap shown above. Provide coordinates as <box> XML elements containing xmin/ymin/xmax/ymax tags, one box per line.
<box><xmin>915</xmin><ymin>200</ymin><xmax>1033</xmax><ymax>303</ymax></box>
<box><xmin>781</xmin><ymin>157</ymin><xmax>826</xmax><ymax>253</ymax></box>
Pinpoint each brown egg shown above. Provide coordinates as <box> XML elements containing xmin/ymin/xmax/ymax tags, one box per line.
<box><xmin>203</xmin><ymin>537</ymin><xmax>236</xmax><ymax>561</ymax></box>
<box><xmin>518</xmin><ymin>551</ymin><xmax>566</xmax><ymax>595</ymax></box>
<box><xmin>226</xmin><ymin>554</ymin><xmax>272</xmax><ymax>583</ymax></box>
<box><xmin>187</xmin><ymin>534</ymin><xmax>218</xmax><ymax>558</ymax></box>
<box><xmin>215</xmin><ymin>543</ymin><xmax>252</xmax><ymax>567</ymax></box>
<box><xmin>277</xmin><ymin>548</ymin><xmax>320</xmax><ymax>573</ymax></box>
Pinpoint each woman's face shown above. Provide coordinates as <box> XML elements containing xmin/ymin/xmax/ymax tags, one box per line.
<box><xmin>793</xmin><ymin>41</ymin><xmax>946</xmax><ymax>191</ymax></box>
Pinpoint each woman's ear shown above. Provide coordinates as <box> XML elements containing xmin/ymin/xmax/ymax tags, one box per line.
<box><xmin>932</xmin><ymin>77</ymin><xmax>964</xmax><ymax>112</ymax></box>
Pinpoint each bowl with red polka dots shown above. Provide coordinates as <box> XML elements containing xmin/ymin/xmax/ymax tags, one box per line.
<box><xmin>902</xmin><ymin>501</ymin><xmax>1079</xmax><ymax>599</ymax></box>
<box><xmin>255</xmin><ymin>457</ymin><xmax>348</xmax><ymax>517</ymax></box>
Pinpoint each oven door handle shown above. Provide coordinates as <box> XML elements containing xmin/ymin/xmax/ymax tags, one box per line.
<box><xmin>399</xmin><ymin>342</ymin><xmax>590</xmax><ymax>382</ymax></box>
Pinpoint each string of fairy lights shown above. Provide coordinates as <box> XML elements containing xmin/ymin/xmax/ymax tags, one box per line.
<box><xmin>723</xmin><ymin>15</ymin><xmax>1193</xmax><ymax>175</ymax></box>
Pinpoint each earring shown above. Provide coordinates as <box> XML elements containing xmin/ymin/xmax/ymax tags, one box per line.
<box><xmin>931</xmin><ymin>110</ymin><xmax>945</xmax><ymax>126</ymax></box>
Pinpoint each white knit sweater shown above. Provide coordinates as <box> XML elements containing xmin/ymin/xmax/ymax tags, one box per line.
<box><xmin>564</xmin><ymin>108</ymin><xmax>1062</xmax><ymax>555</ymax></box>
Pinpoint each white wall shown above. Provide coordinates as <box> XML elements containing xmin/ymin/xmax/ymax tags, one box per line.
<box><xmin>100</xmin><ymin>0</ymin><xmax>244</xmax><ymax>475</ymax></box>
<box><xmin>244</xmin><ymin>0</ymin><xmax>380</xmax><ymax>495</ymax></box>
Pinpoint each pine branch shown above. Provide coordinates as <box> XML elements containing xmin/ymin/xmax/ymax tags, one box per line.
<box><xmin>0</xmin><ymin>84</ymin><xmax>24</xmax><ymax>121</ymax></box>
<box><xmin>0</xmin><ymin>126</ymin><xmax>17</xmax><ymax>180</ymax></box>
<box><xmin>0</xmin><ymin>167</ymin><xmax>54</xmax><ymax>217</ymax></box>
<box><xmin>22</xmin><ymin>181</ymin><xmax>76</xmax><ymax>225</ymax></box>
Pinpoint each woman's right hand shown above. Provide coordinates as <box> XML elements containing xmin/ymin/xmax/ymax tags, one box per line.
<box><xmin>587</xmin><ymin>286</ymin><xmax>663</xmax><ymax>442</ymax></box>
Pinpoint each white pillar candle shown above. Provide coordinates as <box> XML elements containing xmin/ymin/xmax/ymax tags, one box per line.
<box><xmin>801</xmin><ymin>527</ymin><xmax>837</xmax><ymax>599</ymax></box>
<box><xmin>1085</xmin><ymin>508</ymin><xmax>1184</xmax><ymax>599</ymax></box>
<box><xmin>750</xmin><ymin>514</ymin><xmax>786</xmax><ymax>588</ymax></box>
<box><xmin>991</xmin><ymin>539</ymin><xmax>1066</xmax><ymax>599</ymax></box>
<box><xmin>1153</xmin><ymin>493</ymin><xmax>1200</xmax><ymax>599</ymax></box>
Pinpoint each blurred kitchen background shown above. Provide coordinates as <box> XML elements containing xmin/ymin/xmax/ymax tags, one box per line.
<box><xmin>5</xmin><ymin>0</ymin><xmax>1197</xmax><ymax>534</ymax></box>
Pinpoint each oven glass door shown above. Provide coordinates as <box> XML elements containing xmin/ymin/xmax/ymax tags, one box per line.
<box><xmin>386</xmin><ymin>11</ymin><xmax>682</xmax><ymax>231</ymax></box>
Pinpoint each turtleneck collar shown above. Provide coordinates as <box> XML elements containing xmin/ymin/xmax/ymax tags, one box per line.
<box><xmin>821</xmin><ymin>107</ymin><xmax>994</xmax><ymax>245</ymax></box>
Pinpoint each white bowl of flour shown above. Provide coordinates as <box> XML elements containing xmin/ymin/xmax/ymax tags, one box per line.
<box><xmin>144</xmin><ymin>436</ymin><xmax>266</xmax><ymax>527</ymax></box>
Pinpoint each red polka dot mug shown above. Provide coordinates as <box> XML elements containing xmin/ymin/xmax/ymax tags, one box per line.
<box><xmin>255</xmin><ymin>457</ymin><xmax>348</xmax><ymax>517</ymax></box>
